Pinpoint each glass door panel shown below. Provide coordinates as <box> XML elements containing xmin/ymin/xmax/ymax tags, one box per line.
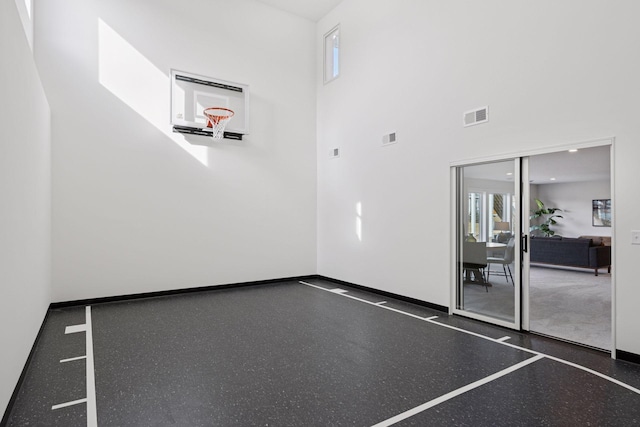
<box><xmin>454</xmin><ymin>159</ymin><xmax>521</xmax><ymax>329</ymax></box>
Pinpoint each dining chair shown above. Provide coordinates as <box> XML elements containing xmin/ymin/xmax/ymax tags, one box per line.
<box><xmin>463</xmin><ymin>242</ymin><xmax>490</xmax><ymax>291</ymax></box>
<box><xmin>487</xmin><ymin>237</ymin><xmax>515</xmax><ymax>285</ymax></box>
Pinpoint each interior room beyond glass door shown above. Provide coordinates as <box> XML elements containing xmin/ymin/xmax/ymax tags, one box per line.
<box><xmin>454</xmin><ymin>160</ymin><xmax>521</xmax><ymax>329</ymax></box>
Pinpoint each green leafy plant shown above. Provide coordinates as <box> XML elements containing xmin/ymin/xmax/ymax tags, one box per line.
<box><xmin>530</xmin><ymin>198</ymin><xmax>563</xmax><ymax>236</ymax></box>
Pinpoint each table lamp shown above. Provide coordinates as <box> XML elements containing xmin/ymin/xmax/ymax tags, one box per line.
<box><xmin>495</xmin><ymin>222</ymin><xmax>510</xmax><ymax>233</ymax></box>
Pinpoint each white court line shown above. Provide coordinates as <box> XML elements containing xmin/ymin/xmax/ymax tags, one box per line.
<box><xmin>540</xmin><ymin>353</ymin><xmax>640</xmax><ymax>396</ymax></box>
<box><xmin>301</xmin><ymin>282</ymin><xmax>433</xmax><ymax>321</ymax></box>
<box><xmin>52</xmin><ymin>398</ymin><xmax>87</xmax><ymax>410</ymax></box>
<box><xmin>425</xmin><ymin>316</ymin><xmax>439</xmax><ymax>320</ymax></box>
<box><xmin>65</xmin><ymin>324</ymin><xmax>87</xmax><ymax>334</ymax></box>
<box><xmin>375</xmin><ymin>301</ymin><xmax>387</xmax><ymax>306</ymax></box>
<box><xmin>371</xmin><ymin>355</ymin><xmax>545</xmax><ymax>427</ymax></box>
<box><xmin>330</xmin><ymin>288</ymin><xmax>349</xmax><ymax>294</ymax></box>
<box><xmin>497</xmin><ymin>336</ymin><xmax>511</xmax><ymax>342</ymax></box>
<box><xmin>298</xmin><ymin>281</ymin><xmax>640</xmax><ymax>396</ymax></box>
<box><xmin>60</xmin><ymin>355</ymin><xmax>87</xmax><ymax>363</ymax></box>
<box><xmin>85</xmin><ymin>306</ymin><xmax>98</xmax><ymax>427</ymax></box>
<box><xmin>54</xmin><ymin>307</ymin><xmax>98</xmax><ymax>427</ymax></box>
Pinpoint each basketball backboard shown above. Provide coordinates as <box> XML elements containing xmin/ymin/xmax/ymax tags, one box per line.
<box><xmin>170</xmin><ymin>69</ymin><xmax>249</xmax><ymax>140</ymax></box>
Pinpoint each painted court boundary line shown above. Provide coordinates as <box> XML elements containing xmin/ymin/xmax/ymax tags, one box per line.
<box><xmin>52</xmin><ymin>306</ymin><xmax>98</xmax><ymax>427</ymax></box>
<box><xmin>371</xmin><ymin>355</ymin><xmax>545</xmax><ymax>427</ymax></box>
<box><xmin>299</xmin><ymin>281</ymin><xmax>640</xmax><ymax>397</ymax></box>
<box><xmin>85</xmin><ymin>306</ymin><xmax>97</xmax><ymax>427</ymax></box>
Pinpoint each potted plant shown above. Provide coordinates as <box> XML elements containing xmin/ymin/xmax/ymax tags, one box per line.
<box><xmin>530</xmin><ymin>198</ymin><xmax>563</xmax><ymax>236</ymax></box>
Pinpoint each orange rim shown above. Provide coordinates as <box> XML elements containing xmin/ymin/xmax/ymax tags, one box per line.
<box><xmin>203</xmin><ymin>107</ymin><xmax>234</xmax><ymax>127</ymax></box>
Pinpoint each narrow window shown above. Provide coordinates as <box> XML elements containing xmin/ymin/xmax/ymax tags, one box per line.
<box><xmin>324</xmin><ymin>25</ymin><xmax>340</xmax><ymax>83</ymax></box>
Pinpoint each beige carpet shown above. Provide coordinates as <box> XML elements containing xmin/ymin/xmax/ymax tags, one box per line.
<box><xmin>529</xmin><ymin>264</ymin><xmax>611</xmax><ymax>350</ymax></box>
<box><xmin>461</xmin><ymin>264</ymin><xmax>611</xmax><ymax>350</ymax></box>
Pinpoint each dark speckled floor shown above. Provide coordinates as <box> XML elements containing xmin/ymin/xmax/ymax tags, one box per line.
<box><xmin>4</xmin><ymin>279</ymin><xmax>640</xmax><ymax>426</ymax></box>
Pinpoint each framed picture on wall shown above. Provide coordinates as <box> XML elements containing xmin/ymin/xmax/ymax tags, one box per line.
<box><xmin>592</xmin><ymin>199</ymin><xmax>611</xmax><ymax>227</ymax></box>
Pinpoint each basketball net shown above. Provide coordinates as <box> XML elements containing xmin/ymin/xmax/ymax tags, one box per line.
<box><xmin>203</xmin><ymin>107</ymin><xmax>235</xmax><ymax>139</ymax></box>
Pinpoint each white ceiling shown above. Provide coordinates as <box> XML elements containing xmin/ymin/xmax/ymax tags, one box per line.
<box><xmin>464</xmin><ymin>145</ymin><xmax>611</xmax><ymax>184</ymax></box>
<box><xmin>254</xmin><ymin>0</ymin><xmax>343</xmax><ymax>21</ymax></box>
<box><xmin>528</xmin><ymin>145</ymin><xmax>610</xmax><ymax>184</ymax></box>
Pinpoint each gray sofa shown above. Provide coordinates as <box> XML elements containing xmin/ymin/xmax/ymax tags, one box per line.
<box><xmin>529</xmin><ymin>236</ymin><xmax>611</xmax><ymax>276</ymax></box>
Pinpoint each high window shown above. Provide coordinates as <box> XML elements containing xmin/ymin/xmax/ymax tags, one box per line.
<box><xmin>324</xmin><ymin>25</ymin><xmax>340</xmax><ymax>83</ymax></box>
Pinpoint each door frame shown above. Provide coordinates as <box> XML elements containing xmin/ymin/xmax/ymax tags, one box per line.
<box><xmin>451</xmin><ymin>159</ymin><xmax>522</xmax><ymax>330</ymax></box>
<box><xmin>449</xmin><ymin>137</ymin><xmax>616</xmax><ymax>355</ymax></box>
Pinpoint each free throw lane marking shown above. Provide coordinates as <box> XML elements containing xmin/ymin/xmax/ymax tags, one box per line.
<box><xmin>65</xmin><ymin>324</ymin><xmax>87</xmax><ymax>334</ymax></box>
<box><xmin>371</xmin><ymin>355</ymin><xmax>545</xmax><ymax>427</ymax></box>
<box><xmin>52</xmin><ymin>398</ymin><xmax>87</xmax><ymax>410</ymax></box>
<box><xmin>60</xmin><ymin>355</ymin><xmax>87</xmax><ymax>363</ymax></box>
<box><xmin>55</xmin><ymin>307</ymin><xmax>98</xmax><ymax>427</ymax></box>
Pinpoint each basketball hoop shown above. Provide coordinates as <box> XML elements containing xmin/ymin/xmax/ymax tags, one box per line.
<box><xmin>203</xmin><ymin>107</ymin><xmax>235</xmax><ymax>139</ymax></box>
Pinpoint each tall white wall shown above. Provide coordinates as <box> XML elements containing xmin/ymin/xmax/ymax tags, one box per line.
<box><xmin>317</xmin><ymin>0</ymin><xmax>640</xmax><ymax>355</ymax></box>
<box><xmin>0</xmin><ymin>0</ymin><xmax>52</xmax><ymax>416</ymax></box>
<box><xmin>535</xmin><ymin>181</ymin><xmax>611</xmax><ymax>238</ymax></box>
<box><xmin>35</xmin><ymin>0</ymin><xmax>318</xmax><ymax>302</ymax></box>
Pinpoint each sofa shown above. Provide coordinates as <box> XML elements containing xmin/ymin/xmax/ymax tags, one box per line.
<box><xmin>529</xmin><ymin>236</ymin><xmax>611</xmax><ymax>276</ymax></box>
<box><xmin>578</xmin><ymin>235</ymin><xmax>611</xmax><ymax>246</ymax></box>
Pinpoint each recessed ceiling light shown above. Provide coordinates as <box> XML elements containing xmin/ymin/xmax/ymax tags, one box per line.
<box><xmin>506</xmin><ymin>172</ymin><xmax>513</xmax><ymax>176</ymax></box>
<box><xmin>550</xmin><ymin>177</ymin><xmax>556</xmax><ymax>181</ymax></box>
<box><xmin>568</xmin><ymin>149</ymin><xmax>578</xmax><ymax>153</ymax></box>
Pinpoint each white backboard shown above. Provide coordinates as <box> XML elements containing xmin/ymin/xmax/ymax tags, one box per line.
<box><xmin>170</xmin><ymin>69</ymin><xmax>249</xmax><ymax>137</ymax></box>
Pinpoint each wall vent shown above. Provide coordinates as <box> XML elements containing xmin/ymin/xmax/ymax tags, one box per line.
<box><xmin>382</xmin><ymin>132</ymin><xmax>397</xmax><ymax>146</ymax></box>
<box><xmin>463</xmin><ymin>106</ymin><xmax>489</xmax><ymax>127</ymax></box>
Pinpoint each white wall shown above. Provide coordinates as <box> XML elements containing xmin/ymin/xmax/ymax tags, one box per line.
<box><xmin>12</xmin><ymin>0</ymin><xmax>33</xmax><ymax>50</ymax></box>
<box><xmin>35</xmin><ymin>0</ymin><xmax>318</xmax><ymax>302</ymax></box>
<box><xmin>0</xmin><ymin>0</ymin><xmax>52</xmax><ymax>416</ymax></box>
<box><xmin>317</xmin><ymin>0</ymin><xmax>640</xmax><ymax>355</ymax></box>
<box><xmin>535</xmin><ymin>181</ymin><xmax>611</xmax><ymax>238</ymax></box>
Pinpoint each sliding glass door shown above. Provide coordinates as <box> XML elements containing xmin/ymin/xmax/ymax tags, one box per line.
<box><xmin>454</xmin><ymin>159</ymin><xmax>522</xmax><ymax>329</ymax></box>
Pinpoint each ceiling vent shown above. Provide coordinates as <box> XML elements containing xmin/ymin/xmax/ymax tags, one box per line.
<box><xmin>463</xmin><ymin>106</ymin><xmax>489</xmax><ymax>127</ymax></box>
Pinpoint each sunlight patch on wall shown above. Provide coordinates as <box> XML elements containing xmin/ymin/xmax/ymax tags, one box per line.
<box><xmin>14</xmin><ymin>0</ymin><xmax>34</xmax><ymax>49</ymax></box>
<box><xmin>98</xmin><ymin>19</ymin><xmax>208</xmax><ymax>166</ymax></box>
<box><xmin>356</xmin><ymin>201</ymin><xmax>362</xmax><ymax>241</ymax></box>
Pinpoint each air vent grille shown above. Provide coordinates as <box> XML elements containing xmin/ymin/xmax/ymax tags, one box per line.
<box><xmin>382</xmin><ymin>132</ymin><xmax>397</xmax><ymax>146</ymax></box>
<box><xmin>463</xmin><ymin>106</ymin><xmax>489</xmax><ymax>127</ymax></box>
